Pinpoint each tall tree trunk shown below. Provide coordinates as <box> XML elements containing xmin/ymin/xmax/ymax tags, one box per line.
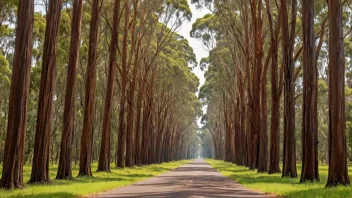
<box><xmin>240</xmin><ymin>104</ymin><xmax>246</xmax><ymax>165</ymax></box>
<box><xmin>300</xmin><ymin>0</ymin><xmax>319</xmax><ymax>183</ymax></box>
<box><xmin>258</xmin><ymin>61</ymin><xmax>268</xmax><ymax>172</ymax></box>
<box><xmin>265</xmin><ymin>0</ymin><xmax>281</xmax><ymax>174</ymax></box>
<box><xmin>56</xmin><ymin>0</ymin><xmax>83</xmax><ymax>180</ymax></box>
<box><xmin>0</xmin><ymin>0</ymin><xmax>34</xmax><ymax>189</ymax></box>
<box><xmin>134</xmin><ymin>78</ymin><xmax>144</xmax><ymax>165</ymax></box>
<box><xmin>97</xmin><ymin>0</ymin><xmax>121</xmax><ymax>172</ymax></box>
<box><xmin>243</xmin><ymin>5</ymin><xmax>252</xmax><ymax>168</ymax></box>
<box><xmin>254</xmin><ymin>0</ymin><xmax>267</xmax><ymax>172</ymax></box>
<box><xmin>251</xmin><ymin>0</ymin><xmax>262</xmax><ymax>170</ymax></box>
<box><xmin>29</xmin><ymin>0</ymin><xmax>62</xmax><ymax>183</ymax></box>
<box><xmin>326</xmin><ymin>0</ymin><xmax>350</xmax><ymax>187</ymax></box>
<box><xmin>78</xmin><ymin>0</ymin><xmax>100</xmax><ymax>177</ymax></box>
<box><xmin>117</xmin><ymin>0</ymin><xmax>130</xmax><ymax>168</ymax></box>
<box><xmin>126</xmin><ymin>1</ymin><xmax>139</xmax><ymax>167</ymax></box>
<box><xmin>281</xmin><ymin>0</ymin><xmax>297</xmax><ymax>178</ymax></box>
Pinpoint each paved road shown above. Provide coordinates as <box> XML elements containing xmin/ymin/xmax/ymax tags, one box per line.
<box><xmin>90</xmin><ymin>159</ymin><xmax>274</xmax><ymax>198</ymax></box>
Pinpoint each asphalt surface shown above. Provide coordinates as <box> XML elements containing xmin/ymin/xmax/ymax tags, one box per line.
<box><xmin>89</xmin><ymin>159</ymin><xmax>274</xmax><ymax>198</ymax></box>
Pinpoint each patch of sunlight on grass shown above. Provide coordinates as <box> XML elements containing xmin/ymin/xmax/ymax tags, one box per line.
<box><xmin>0</xmin><ymin>160</ymin><xmax>190</xmax><ymax>198</ymax></box>
<box><xmin>206</xmin><ymin>159</ymin><xmax>352</xmax><ymax>198</ymax></box>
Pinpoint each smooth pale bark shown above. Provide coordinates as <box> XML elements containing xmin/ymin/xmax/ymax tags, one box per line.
<box><xmin>78</xmin><ymin>0</ymin><xmax>100</xmax><ymax>177</ymax></box>
<box><xmin>29</xmin><ymin>0</ymin><xmax>62</xmax><ymax>183</ymax></box>
<box><xmin>56</xmin><ymin>0</ymin><xmax>83</xmax><ymax>180</ymax></box>
<box><xmin>0</xmin><ymin>0</ymin><xmax>34</xmax><ymax>189</ymax></box>
<box><xmin>98</xmin><ymin>0</ymin><xmax>121</xmax><ymax>172</ymax></box>
<box><xmin>281</xmin><ymin>0</ymin><xmax>297</xmax><ymax>178</ymax></box>
<box><xmin>326</xmin><ymin>0</ymin><xmax>350</xmax><ymax>187</ymax></box>
<box><xmin>300</xmin><ymin>0</ymin><xmax>319</xmax><ymax>183</ymax></box>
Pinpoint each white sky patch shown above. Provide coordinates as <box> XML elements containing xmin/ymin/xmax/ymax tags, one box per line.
<box><xmin>176</xmin><ymin>3</ymin><xmax>211</xmax><ymax>128</ymax></box>
<box><xmin>179</xmin><ymin>4</ymin><xmax>210</xmax><ymax>88</ymax></box>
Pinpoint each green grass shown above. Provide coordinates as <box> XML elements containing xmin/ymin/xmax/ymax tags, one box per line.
<box><xmin>206</xmin><ymin>159</ymin><xmax>352</xmax><ymax>198</ymax></box>
<box><xmin>0</xmin><ymin>160</ymin><xmax>190</xmax><ymax>198</ymax></box>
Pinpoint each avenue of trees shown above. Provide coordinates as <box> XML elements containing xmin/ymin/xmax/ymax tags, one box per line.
<box><xmin>194</xmin><ymin>0</ymin><xmax>352</xmax><ymax>187</ymax></box>
<box><xmin>0</xmin><ymin>0</ymin><xmax>201</xmax><ymax>189</ymax></box>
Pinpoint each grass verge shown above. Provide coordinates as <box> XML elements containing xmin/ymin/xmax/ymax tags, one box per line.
<box><xmin>206</xmin><ymin>159</ymin><xmax>352</xmax><ymax>198</ymax></box>
<box><xmin>0</xmin><ymin>160</ymin><xmax>190</xmax><ymax>198</ymax></box>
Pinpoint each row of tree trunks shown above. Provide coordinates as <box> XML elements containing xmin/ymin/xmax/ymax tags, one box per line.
<box><xmin>0</xmin><ymin>0</ymin><xmax>195</xmax><ymax>189</ymax></box>
<box><xmin>197</xmin><ymin>0</ymin><xmax>350</xmax><ymax>188</ymax></box>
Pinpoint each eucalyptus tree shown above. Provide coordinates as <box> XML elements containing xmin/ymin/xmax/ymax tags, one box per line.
<box><xmin>250</xmin><ymin>0</ymin><xmax>264</xmax><ymax>170</ymax></box>
<box><xmin>56</xmin><ymin>0</ymin><xmax>83</xmax><ymax>180</ymax></box>
<box><xmin>326</xmin><ymin>0</ymin><xmax>350</xmax><ymax>187</ymax></box>
<box><xmin>30</xmin><ymin>0</ymin><xmax>63</xmax><ymax>183</ymax></box>
<box><xmin>116</xmin><ymin>0</ymin><xmax>131</xmax><ymax>168</ymax></box>
<box><xmin>98</xmin><ymin>0</ymin><xmax>121</xmax><ymax>172</ymax></box>
<box><xmin>79</xmin><ymin>0</ymin><xmax>100</xmax><ymax>177</ymax></box>
<box><xmin>281</xmin><ymin>0</ymin><xmax>297</xmax><ymax>178</ymax></box>
<box><xmin>300</xmin><ymin>0</ymin><xmax>319</xmax><ymax>183</ymax></box>
<box><xmin>0</xmin><ymin>0</ymin><xmax>34</xmax><ymax>189</ymax></box>
<box><xmin>265</xmin><ymin>0</ymin><xmax>281</xmax><ymax>174</ymax></box>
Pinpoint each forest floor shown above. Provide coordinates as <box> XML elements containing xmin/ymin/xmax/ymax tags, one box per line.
<box><xmin>207</xmin><ymin>159</ymin><xmax>352</xmax><ymax>198</ymax></box>
<box><xmin>0</xmin><ymin>160</ymin><xmax>190</xmax><ymax>198</ymax></box>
